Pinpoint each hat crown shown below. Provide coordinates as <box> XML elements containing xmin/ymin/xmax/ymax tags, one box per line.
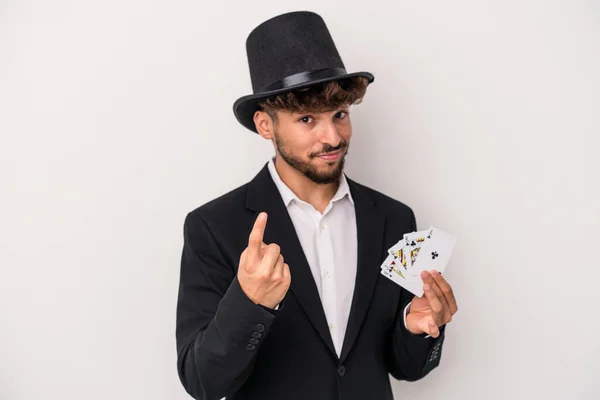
<box><xmin>245</xmin><ymin>11</ymin><xmax>346</xmax><ymax>93</ymax></box>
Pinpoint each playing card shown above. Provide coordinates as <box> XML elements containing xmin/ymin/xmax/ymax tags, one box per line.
<box><xmin>380</xmin><ymin>267</ymin><xmax>424</xmax><ymax>297</ymax></box>
<box><xmin>405</xmin><ymin>227</ymin><xmax>433</xmax><ymax>246</ymax></box>
<box><xmin>405</xmin><ymin>227</ymin><xmax>433</xmax><ymax>277</ymax></box>
<box><xmin>386</xmin><ymin>240</ymin><xmax>411</xmax><ymax>270</ymax></box>
<box><xmin>388</xmin><ymin>228</ymin><xmax>430</xmax><ymax>257</ymax></box>
<box><xmin>381</xmin><ymin>226</ymin><xmax>457</xmax><ymax>298</ymax></box>
<box><xmin>411</xmin><ymin>228</ymin><xmax>457</xmax><ymax>275</ymax></box>
<box><xmin>381</xmin><ymin>242</ymin><xmax>422</xmax><ymax>297</ymax></box>
<box><xmin>387</xmin><ymin>240</ymin><xmax>406</xmax><ymax>259</ymax></box>
<box><xmin>380</xmin><ymin>253</ymin><xmax>409</xmax><ymax>278</ymax></box>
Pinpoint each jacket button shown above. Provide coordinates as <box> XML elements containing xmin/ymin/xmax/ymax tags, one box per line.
<box><xmin>252</xmin><ymin>332</ymin><xmax>262</xmax><ymax>339</ymax></box>
<box><xmin>245</xmin><ymin>344</ymin><xmax>256</xmax><ymax>351</ymax></box>
<box><xmin>249</xmin><ymin>338</ymin><xmax>259</xmax><ymax>345</ymax></box>
<box><xmin>255</xmin><ymin>324</ymin><xmax>265</xmax><ymax>333</ymax></box>
<box><xmin>337</xmin><ymin>365</ymin><xmax>346</xmax><ymax>377</ymax></box>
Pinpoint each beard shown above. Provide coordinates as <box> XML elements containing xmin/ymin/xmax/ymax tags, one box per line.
<box><xmin>273</xmin><ymin>129</ymin><xmax>349</xmax><ymax>185</ymax></box>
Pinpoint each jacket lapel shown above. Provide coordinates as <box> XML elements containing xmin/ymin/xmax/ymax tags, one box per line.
<box><xmin>339</xmin><ymin>178</ymin><xmax>385</xmax><ymax>363</ymax></box>
<box><xmin>246</xmin><ymin>164</ymin><xmax>337</xmax><ymax>357</ymax></box>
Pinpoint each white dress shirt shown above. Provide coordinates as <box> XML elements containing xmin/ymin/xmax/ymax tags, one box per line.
<box><xmin>267</xmin><ymin>160</ymin><xmax>419</xmax><ymax>356</ymax></box>
<box><xmin>268</xmin><ymin>159</ymin><xmax>357</xmax><ymax>356</ymax></box>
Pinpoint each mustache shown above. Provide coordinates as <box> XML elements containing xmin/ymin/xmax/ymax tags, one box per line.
<box><xmin>310</xmin><ymin>141</ymin><xmax>348</xmax><ymax>158</ymax></box>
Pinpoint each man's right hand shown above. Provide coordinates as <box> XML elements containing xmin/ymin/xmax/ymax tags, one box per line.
<box><xmin>238</xmin><ymin>212</ymin><xmax>291</xmax><ymax>309</ymax></box>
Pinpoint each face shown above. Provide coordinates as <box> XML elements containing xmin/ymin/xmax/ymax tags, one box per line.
<box><xmin>256</xmin><ymin>106</ymin><xmax>352</xmax><ymax>184</ymax></box>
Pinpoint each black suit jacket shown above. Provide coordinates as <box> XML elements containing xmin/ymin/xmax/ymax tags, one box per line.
<box><xmin>176</xmin><ymin>163</ymin><xmax>445</xmax><ymax>400</ymax></box>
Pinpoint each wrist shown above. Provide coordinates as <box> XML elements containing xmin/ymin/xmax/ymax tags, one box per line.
<box><xmin>403</xmin><ymin>303</ymin><xmax>418</xmax><ymax>334</ymax></box>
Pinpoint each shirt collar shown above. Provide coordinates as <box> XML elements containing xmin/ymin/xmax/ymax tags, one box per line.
<box><xmin>267</xmin><ymin>158</ymin><xmax>354</xmax><ymax>207</ymax></box>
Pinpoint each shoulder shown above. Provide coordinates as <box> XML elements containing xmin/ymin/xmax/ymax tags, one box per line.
<box><xmin>348</xmin><ymin>178</ymin><xmax>416</xmax><ymax>220</ymax></box>
<box><xmin>184</xmin><ymin>182</ymin><xmax>251</xmax><ymax>231</ymax></box>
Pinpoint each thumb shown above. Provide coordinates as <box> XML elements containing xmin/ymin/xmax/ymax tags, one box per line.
<box><xmin>426</xmin><ymin>317</ymin><xmax>440</xmax><ymax>338</ymax></box>
<box><xmin>408</xmin><ymin>313</ymin><xmax>438</xmax><ymax>337</ymax></box>
<box><xmin>407</xmin><ymin>310</ymin><xmax>428</xmax><ymax>336</ymax></box>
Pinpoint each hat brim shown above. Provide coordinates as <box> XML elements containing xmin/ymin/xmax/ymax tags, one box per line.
<box><xmin>232</xmin><ymin>71</ymin><xmax>374</xmax><ymax>133</ymax></box>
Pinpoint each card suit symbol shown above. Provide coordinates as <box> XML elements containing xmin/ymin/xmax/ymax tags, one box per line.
<box><xmin>411</xmin><ymin>241</ymin><xmax>416</xmax><ymax>247</ymax></box>
<box><xmin>431</xmin><ymin>251</ymin><xmax>439</xmax><ymax>259</ymax></box>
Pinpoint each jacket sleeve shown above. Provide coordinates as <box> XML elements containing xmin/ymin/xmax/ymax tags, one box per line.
<box><xmin>176</xmin><ymin>212</ymin><xmax>278</xmax><ymax>400</ymax></box>
<box><xmin>386</xmin><ymin>289</ymin><xmax>446</xmax><ymax>381</ymax></box>
<box><xmin>385</xmin><ymin>207</ymin><xmax>446</xmax><ymax>381</ymax></box>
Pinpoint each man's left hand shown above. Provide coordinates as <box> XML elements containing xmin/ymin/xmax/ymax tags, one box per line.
<box><xmin>406</xmin><ymin>270</ymin><xmax>457</xmax><ymax>338</ymax></box>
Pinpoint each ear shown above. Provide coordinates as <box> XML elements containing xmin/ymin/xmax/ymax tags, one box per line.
<box><xmin>253</xmin><ymin>110</ymin><xmax>275</xmax><ymax>140</ymax></box>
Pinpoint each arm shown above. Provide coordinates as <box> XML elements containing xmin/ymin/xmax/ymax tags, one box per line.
<box><xmin>386</xmin><ymin>289</ymin><xmax>446</xmax><ymax>381</ymax></box>
<box><xmin>175</xmin><ymin>212</ymin><xmax>278</xmax><ymax>400</ymax></box>
<box><xmin>385</xmin><ymin>208</ymin><xmax>447</xmax><ymax>381</ymax></box>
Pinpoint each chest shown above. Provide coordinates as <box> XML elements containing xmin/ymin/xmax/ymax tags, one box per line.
<box><xmin>286</xmin><ymin>201</ymin><xmax>357</xmax><ymax>296</ymax></box>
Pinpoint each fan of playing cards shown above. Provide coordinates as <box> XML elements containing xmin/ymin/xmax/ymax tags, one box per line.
<box><xmin>381</xmin><ymin>227</ymin><xmax>458</xmax><ymax>297</ymax></box>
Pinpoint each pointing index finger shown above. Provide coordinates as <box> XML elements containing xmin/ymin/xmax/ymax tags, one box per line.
<box><xmin>248</xmin><ymin>212</ymin><xmax>267</xmax><ymax>259</ymax></box>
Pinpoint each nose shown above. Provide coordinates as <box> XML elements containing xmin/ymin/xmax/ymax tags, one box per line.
<box><xmin>318</xmin><ymin>119</ymin><xmax>341</xmax><ymax>147</ymax></box>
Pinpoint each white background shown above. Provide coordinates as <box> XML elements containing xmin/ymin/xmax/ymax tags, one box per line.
<box><xmin>1</xmin><ymin>1</ymin><xmax>599</xmax><ymax>399</ymax></box>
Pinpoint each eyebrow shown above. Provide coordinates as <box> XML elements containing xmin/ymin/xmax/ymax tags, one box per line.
<box><xmin>293</xmin><ymin>107</ymin><xmax>349</xmax><ymax>116</ymax></box>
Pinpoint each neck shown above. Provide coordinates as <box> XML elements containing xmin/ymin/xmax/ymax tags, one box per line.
<box><xmin>273</xmin><ymin>155</ymin><xmax>340</xmax><ymax>213</ymax></box>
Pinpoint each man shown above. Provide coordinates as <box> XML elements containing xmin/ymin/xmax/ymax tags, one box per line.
<box><xmin>176</xmin><ymin>11</ymin><xmax>457</xmax><ymax>400</ymax></box>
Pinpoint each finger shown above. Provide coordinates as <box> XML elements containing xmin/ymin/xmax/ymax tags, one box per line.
<box><xmin>431</xmin><ymin>270</ymin><xmax>458</xmax><ymax>315</ymax></box>
<box><xmin>428</xmin><ymin>318</ymin><xmax>440</xmax><ymax>338</ymax></box>
<box><xmin>429</xmin><ymin>271</ymin><xmax>453</xmax><ymax>317</ymax></box>
<box><xmin>247</xmin><ymin>212</ymin><xmax>267</xmax><ymax>260</ymax></box>
<box><xmin>282</xmin><ymin>262</ymin><xmax>291</xmax><ymax>284</ymax></box>
<box><xmin>271</xmin><ymin>254</ymin><xmax>284</xmax><ymax>281</ymax></box>
<box><xmin>260</xmin><ymin>243</ymin><xmax>281</xmax><ymax>274</ymax></box>
<box><xmin>427</xmin><ymin>274</ymin><xmax>451</xmax><ymax>321</ymax></box>
<box><xmin>239</xmin><ymin>247</ymin><xmax>248</xmax><ymax>264</ymax></box>
<box><xmin>259</xmin><ymin>242</ymin><xmax>267</xmax><ymax>257</ymax></box>
<box><xmin>422</xmin><ymin>274</ymin><xmax>444</xmax><ymax>322</ymax></box>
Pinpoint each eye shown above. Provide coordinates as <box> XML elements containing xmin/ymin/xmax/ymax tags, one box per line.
<box><xmin>299</xmin><ymin>115</ymin><xmax>313</xmax><ymax>124</ymax></box>
<box><xmin>335</xmin><ymin>110</ymin><xmax>349</xmax><ymax>119</ymax></box>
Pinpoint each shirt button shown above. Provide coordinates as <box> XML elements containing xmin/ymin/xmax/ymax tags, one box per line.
<box><xmin>337</xmin><ymin>365</ymin><xmax>346</xmax><ymax>377</ymax></box>
<box><xmin>249</xmin><ymin>338</ymin><xmax>259</xmax><ymax>345</ymax></box>
<box><xmin>255</xmin><ymin>324</ymin><xmax>265</xmax><ymax>333</ymax></box>
<box><xmin>246</xmin><ymin>344</ymin><xmax>256</xmax><ymax>351</ymax></box>
<box><xmin>252</xmin><ymin>332</ymin><xmax>262</xmax><ymax>339</ymax></box>
<box><xmin>328</xmin><ymin>323</ymin><xmax>334</xmax><ymax>330</ymax></box>
<box><xmin>323</xmin><ymin>271</ymin><xmax>331</xmax><ymax>279</ymax></box>
<box><xmin>319</xmin><ymin>223</ymin><xmax>326</xmax><ymax>231</ymax></box>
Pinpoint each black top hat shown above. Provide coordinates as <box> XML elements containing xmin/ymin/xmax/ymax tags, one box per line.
<box><xmin>233</xmin><ymin>11</ymin><xmax>375</xmax><ymax>133</ymax></box>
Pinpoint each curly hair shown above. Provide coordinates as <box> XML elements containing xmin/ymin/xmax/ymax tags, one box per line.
<box><xmin>258</xmin><ymin>76</ymin><xmax>370</xmax><ymax>123</ymax></box>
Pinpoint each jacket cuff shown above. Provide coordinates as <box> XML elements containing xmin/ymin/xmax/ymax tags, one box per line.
<box><xmin>398</xmin><ymin>301</ymin><xmax>446</xmax><ymax>376</ymax></box>
<box><xmin>259</xmin><ymin>299</ymin><xmax>285</xmax><ymax>315</ymax></box>
<box><xmin>213</xmin><ymin>277</ymin><xmax>277</xmax><ymax>352</ymax></box>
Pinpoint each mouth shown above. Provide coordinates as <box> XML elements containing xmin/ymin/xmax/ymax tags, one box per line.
<box><xmin>316</xmin><ymin>149</ymin><xmax>343</xmax><ymax>161</ymax></box>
